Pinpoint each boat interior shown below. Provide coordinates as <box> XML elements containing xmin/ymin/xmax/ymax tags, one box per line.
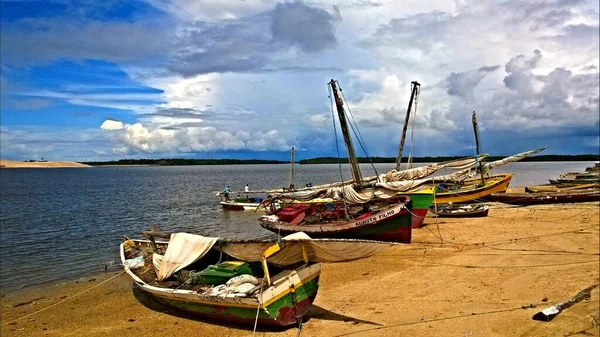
<box><xmin>123</xmin><ymin>240</ymin><xmax>308</xmax><ymax>298</ymax></box>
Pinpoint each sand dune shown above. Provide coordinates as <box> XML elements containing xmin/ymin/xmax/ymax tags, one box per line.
<box><xmin>0</xmin><ymin>159</ymin><xmax>91</xmax><ymax>168</ymax></box>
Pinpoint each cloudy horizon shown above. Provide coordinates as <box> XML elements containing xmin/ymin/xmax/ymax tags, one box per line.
<box><xmin>1</xmin><ymin>0</ymin><xmax>598</xmax><ymax>162</ymax></box>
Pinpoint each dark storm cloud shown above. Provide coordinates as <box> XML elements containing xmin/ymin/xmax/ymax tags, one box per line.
<box><xmin>168</xmin><ymin>1</ymin><xmax>340</xmax><ymax>76</ymax></box>
<box><xmin>167</xmin><ymin>15</ymin><xmax>272</xmax><ymax>76</ymax></box>
<box><xmin>270</xmin><ymin>1</ymin><xmax>340</xmax><ymax>53</ymax></box>
<box><xmin>443</xmin><ymin>50</ymin><xmax>599</xmax><ymax>131</ymax></box>
<box><xmin>0</xmin><ymin>19</ymin><xmax>170</xmax><ymax>66</ymax></box>
<box><xmin>503</xmin><ymin>49</ymin><xmax>543</xmax><ymax>95</ymax></box>
<box><xmin>445</xmin><ymin>65</ymin><xmax>500</xmax><ymax>98</ymax></box>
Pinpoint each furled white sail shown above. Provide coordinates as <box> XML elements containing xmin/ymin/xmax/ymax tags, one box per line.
<box><xmin>377</xmin><ymin>155</ymin><xmax>488</xmax><ymax>182</ymax></box>
<box><xmin>480</xmin><ymin>147</ymin><xmax>546</xmax><ymax>174</ymax></box>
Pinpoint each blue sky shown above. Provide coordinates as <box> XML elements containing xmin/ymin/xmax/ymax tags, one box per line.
<box><xmin>1</xmin><ymin>0</ymin><xmax>599</xmax><ymax>161</ymax></box>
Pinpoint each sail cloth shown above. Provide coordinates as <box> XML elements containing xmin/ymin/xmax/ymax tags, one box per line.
<box><xmin>220</xmin><ymin>232</ymin><xmax>395</xmax><ymax>267</ymax></box>
<box><xmin>378</xmin><ymin>155</ymin><xmax>489</xmax><ymax>182</ymax></box>
<box><xmin>375</xmin><ymin>174</ymin><xmax>463</xmax><ymax>192</ymax></box>
<box><xmin>268</xmin><ymin>155</ymin><xmax>488</xmax><ymax>194</ymax></box>
<box><xmin>276</xmin><ymin>185</ymin><xmax>372</xmax><ymax>204</ymax></box>
<box><xmin>480</xmin><ymin>147</ymin><xmax>546</xmax><ymax>174</ymax></box>
<box><xmin>157</xmin><ymin>233</ymin><xmax>219</xmax><ymax>281</ymax></box>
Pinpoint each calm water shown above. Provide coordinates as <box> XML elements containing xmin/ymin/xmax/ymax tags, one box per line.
<box><xmin>0</xmin><ymin>161</ymin><xmax>594</xmax><ymax>293</ymax></box>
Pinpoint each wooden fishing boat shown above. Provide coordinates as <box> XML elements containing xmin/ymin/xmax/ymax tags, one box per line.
<box><xmin>434</xmin><ymin>173</ymin><xmax>513</xmax><ymax>204</ymax></box>
<box><xmin>220</xmin><ymin>196</ymin><xmax>264</xmax><ymax>211</ymax></box>
<box><xmin>549</xmin><ymin>163</ymin><xmax>599</xmax><ymax>187</ymax></box>
<box><xmin>489</xmin><ymin>189</ymin><xmax>600</xmax><ymax>205</ymax></box>
<box><xmin>121</xmin><ymin>230</ymin><xmax>393</xmax><ymax>327</ymax></box>
<box><xmin>281</xmin><ymin>187</ymin><xmax>435</xmax><ymax>229</ymax></box>
<box><xmin>430</xmin><ymin>203</ymin><xmax>489</xmax><ymax>218</ymax></box>
<box><xmin>260</xmin><ymin>196</ymin><xmax>413</xmax><ymax>243</ymax></box>
<box><xmin>259</xmin><ymin>80</ymin><xmax>413</xmax><ymax>243</ymax></box>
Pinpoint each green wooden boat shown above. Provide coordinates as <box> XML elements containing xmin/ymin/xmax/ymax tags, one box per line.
<box><xmin>121</xmin><ymin>231</ymin><xmax>393</xmax><ymax>327</ymax></box>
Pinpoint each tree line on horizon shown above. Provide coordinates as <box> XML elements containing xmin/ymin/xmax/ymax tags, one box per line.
<box><xmin>82</xmin><ymin>154</ymin><xmax>600</xmax><ymax>166</ymax></box>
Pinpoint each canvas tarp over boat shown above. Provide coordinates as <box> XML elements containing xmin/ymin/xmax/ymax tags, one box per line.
<box><xmin>157</xmin><ymin>233</ymin><xmax>219</xmax><ymax>281</ymax></box>
<box><xmin>220</xmin><ymin>232</ymin><xmax>395</xmax><ymax>267</ymax></box>
<box><xmin>156</xmin><ymin>232</ymin><xmax>394</xmax><ymax>279</ymax></box>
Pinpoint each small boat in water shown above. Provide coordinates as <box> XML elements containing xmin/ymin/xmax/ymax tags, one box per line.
<box><xmin>430</xmin><ymin>203</ymin><xmax>489</xmax><ymax>218</ymax></box>
<box><xmin>219</xmin><ymin>195</ymin><xmax>265</xmax><ymax>211</ymax></box>
<box><xmin>121</xmin><ymin>229</ymin><xmax>393</xmax><ymax>327</ymax></box>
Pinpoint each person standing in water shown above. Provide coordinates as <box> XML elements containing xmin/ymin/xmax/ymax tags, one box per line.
<box><xmin>244</xmin><ymin>184</ymin><xmax>250</xmax><ymax>199</ymax></box>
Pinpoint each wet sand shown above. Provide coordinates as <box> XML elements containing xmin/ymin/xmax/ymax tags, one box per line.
<box><xmin>1</xmin><ymin>202</ymin><xmax>598</xmax><ymax>336</ymax></box>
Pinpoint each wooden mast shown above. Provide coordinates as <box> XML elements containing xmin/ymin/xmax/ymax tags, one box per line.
<box><xmin>329</xmin><ymin>79</ymin><xmax>362</xmax><ymax>184</ymax></box>
<box><xmin>395</xmin><ymin>81</ymin><xmax>420</xmax><ymax>171</ymax></box>
<box><xmin>288</xmin><ymin>146</ymin><xmax>295</xmax><ymax>190</ymax></box>
<box><xmin>472</xmin><ymin>111</ymin><xmax>486</xmax><ymax>184</ymax></box>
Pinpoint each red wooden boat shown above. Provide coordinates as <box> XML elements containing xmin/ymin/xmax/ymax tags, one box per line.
<box><xmin>490</xmin><ymin>190</ymin><xmax>600</xmax><ymax>205</ymax></box>
<box><xmin>259</xmin><ymin>196</ymin><xmax>413</xmax><ymax>243</ymax></box>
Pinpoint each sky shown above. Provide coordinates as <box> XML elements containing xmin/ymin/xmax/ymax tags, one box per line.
<box><xmin>0</xmin><ymin>0</ymin><xmax>599</xmax><ymax>161</ymax></box>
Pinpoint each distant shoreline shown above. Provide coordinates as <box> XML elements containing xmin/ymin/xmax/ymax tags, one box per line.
<box><xmin>81</xmin><ymin>154</ymin><xmax>599</xmax><ymax>166</ymax></box>
<box><xmin>2</xmin><ymin>155</ymin><xmax>597</xmax><ymax>168</ymax></box>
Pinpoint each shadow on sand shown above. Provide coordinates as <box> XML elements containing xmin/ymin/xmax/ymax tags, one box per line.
<box><xmin>307</xmin><ymin>305</ymin><xmax>383</xmax><ymax>326</ymax></box>
<box><xmin>131</xmin><ymin>284</ymin><xmax>381</xmax><ymax>332</ymax></box>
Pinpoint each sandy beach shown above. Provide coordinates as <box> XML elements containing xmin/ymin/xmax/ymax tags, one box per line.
<box><xmin>0</xmin><ymin>160</ymin><xmax>91</xmax><ymax>168</ymax></box>
<box><xmin>1</xmin><ymin>201</ymin><xmax>598</xmax><ymax>337</ymax></box>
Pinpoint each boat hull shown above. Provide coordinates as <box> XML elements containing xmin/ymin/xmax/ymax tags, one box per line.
<box><xmin>260</xmin><ymin>203</ymin><xmax>412</xmax><ymax>243</ymax></box>
<box><xmin>121</xmin><ymin>240</ymin><xmax>322</xmax><ymax>328</ymax></box>
<box><xmin>431</xmin><ymin>204</ymin><xmax>489</xmax><ymax>218</ymax></box>
<box><xmin>435</xmin><ymin>174</ymin><xmax>513</xmax><ymax>204</ymax></box>
<box><xmin>403</xmin><ymin>187</ymin><xmax>436</xmax><ymax>228</ymax></box>
<box><xmin>220</xmin><ymin>201</ymin><xmax>263</xmax><ymax>211</ymax></box>
<box><xmin>147</xmin><ymin>275</ymin><xmax>320</xmax><ymax>327</ymax></box>
<box><xmin>489</xmin><ymin>191</ymin><xmax>600</xmax><ymax>205</ymax></box>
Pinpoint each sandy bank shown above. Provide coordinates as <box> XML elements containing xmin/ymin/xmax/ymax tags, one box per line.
<box><xmin>0</xmin><ymin>159</ymin><xmax>91</xmax><ymax>168</ymax></box>
<box><xmin>1</xmin><ymin>202</ymin><xmax>598</xmax><ymax>336</ymax></box>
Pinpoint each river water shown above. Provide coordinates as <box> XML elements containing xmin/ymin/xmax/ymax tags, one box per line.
<box><xmin>0</xmin><ymin>161</ymin><xmax>594</xmax><ymax>293</ymax></box>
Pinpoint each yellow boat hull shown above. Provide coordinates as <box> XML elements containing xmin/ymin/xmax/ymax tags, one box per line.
<box><xmin>435</xmin><ymin>174</ymin><xmax>513</xmax><ymax>204</ymax></box>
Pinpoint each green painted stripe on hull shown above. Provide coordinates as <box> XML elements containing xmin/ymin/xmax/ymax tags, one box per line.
<box><xmin>155</xmin><ymin>276</ymin><xmax>320</xmax><ymax>322</ymax></box>
<box><xmin>405</xmin><ymin>192</ymin><xmax>435</xmax><ymax>212</ymax></box>
<box><xmin>264</xmin><ymin>275</ymin><xmax>320</xmax><ymax>318</ymax></box>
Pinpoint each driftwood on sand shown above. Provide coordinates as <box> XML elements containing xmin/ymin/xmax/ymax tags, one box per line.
<box><xmin>533</xmin><ymin>283</ymin><xmax>599</xmax><ymax>322</ymax></box>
